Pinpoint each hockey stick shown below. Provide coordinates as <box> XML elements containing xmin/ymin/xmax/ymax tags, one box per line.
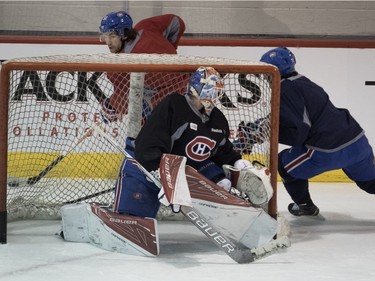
<box><xmin>63</xmin><ymin>187</ymin><xmax>114</xmax><ymax>205</ymax></box>
<box><xmin>7</xmin><ymin>128</ymin><xmax>94</xmax><ymax>188</ymax></box>
<box><xmin>91</xmin><ymin>123</ymin><xmax>289</xmax><ymax>263</ymax></box>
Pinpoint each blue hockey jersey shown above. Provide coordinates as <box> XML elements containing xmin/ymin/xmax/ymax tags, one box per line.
<box><xmin>279</xmin><ymin>74</ymin><xmax>363</xmax><ymax>151</ymax></box>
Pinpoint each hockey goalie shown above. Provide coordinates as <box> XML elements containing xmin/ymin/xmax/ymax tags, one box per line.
<box><xmin>61</xmin><ymin>66</ymin><xmax>285</xmax><ymax>261</ymax></box>
<box><xmin>61</xmin><ymin>151</ymin><xmax>278</xmax><ymax>259</ymax></box>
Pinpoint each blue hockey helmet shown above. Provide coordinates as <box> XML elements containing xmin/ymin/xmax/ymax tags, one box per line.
<box><xmin>260</xmin><ymin>47</ymin><xmax>296</xmax><ymax>77</ymax></box>
<box><xmin>99</xmin><ymin>11</ymin><xmax>133</xmax><ymax>39</ymax></box>
<box><xmin>188</xmin><ymin>66</ymin><xmax>224</xmax><ymax>113</ymax></box>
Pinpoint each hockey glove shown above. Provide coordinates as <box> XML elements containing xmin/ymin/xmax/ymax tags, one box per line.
<box><xmin>100</xmin><ymin>98</ymin><xmax>120</xmax><ymax>124</ymax></box>
<box><xmin>233</xmin><ymin>118</ymin><xmax>268</xmax><ymax>154</ymax></box>
<box><xmin>225</xmin><ymin>160</ymin><xmax>273</xmax><ymax>205</ymax></box>
<box><xmin>232</xmin><ymin>121</ymin><xmax>255</xmax><ymax>154</ymax></box>
<box><xmin>216</xmin><ymin>178</ymin><xmax>232</xmax><ymax>192</ymax></box>
<box><xmin>246</xmin><ymin>117</ymin><xmax>268</xmax><ymax>144</ymax></box>
<box><xmin>234</xmin><ymin>159</ymin><xmax>252</xmax><ymax>170</ymax></box>
<box><xmin>149</xmin><ymin>169</ymin><xmax>161</xmax><ymax>182</ymax></box>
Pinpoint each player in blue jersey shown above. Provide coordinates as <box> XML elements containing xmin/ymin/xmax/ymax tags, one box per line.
<box><xmin>260</xmin><ymin>47</ymin><xmax>375</xmax><ymax>216</ymax></box>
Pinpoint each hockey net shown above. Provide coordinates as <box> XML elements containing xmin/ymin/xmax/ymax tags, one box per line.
<box><xmin>0</xmin><ymin>53</ymin><xmax>280</xmax><ymax>243</ymax></box>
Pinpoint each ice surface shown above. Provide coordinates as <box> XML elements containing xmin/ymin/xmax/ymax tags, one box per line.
<box><xmin>1</xmin><ymin>183</ymin><xmax>374</xmax><ymax>281</ymax></box>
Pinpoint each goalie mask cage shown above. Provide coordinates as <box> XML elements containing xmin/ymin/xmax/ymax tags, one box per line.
<box><xmin>0</xmin><ymin>53</ymin><xmax>280</xmax><ymax>244</ymax></box>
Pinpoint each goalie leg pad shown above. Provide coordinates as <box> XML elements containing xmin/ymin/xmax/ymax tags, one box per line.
<box><xmin>238</xmin><ymin>210</ymin><xmax>278</xmax><ymax>248</ymax></box>
<box><xmin>192</xmin><ymin>198</ymin><xmax>278</xmax><ymax>249</ymax></box>
<box><xmin>186</xmin><ymin>165</ymin><xmax>277</xmax><ymax>249</ymax></box>
<box><xmin>61</xmin><ymin>203</ymin><xmax>159</xmax><ymax>256</ymax></box>
<box><xmin>61</xmin><ymin>202</ymin><xmax>90</xmax><ymax>243</ymax></box>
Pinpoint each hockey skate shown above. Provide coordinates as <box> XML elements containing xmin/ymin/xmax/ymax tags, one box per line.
<box><xmin>288</xmin><ymin>202</ymin><xmax>319</xmax><ymax>216</ymax></box>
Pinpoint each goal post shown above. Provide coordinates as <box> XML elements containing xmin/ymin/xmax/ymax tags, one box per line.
<box><xmin>0</xmin><ymin>53</ymin><xmax>280</xmax><ymax>244</ymax></box>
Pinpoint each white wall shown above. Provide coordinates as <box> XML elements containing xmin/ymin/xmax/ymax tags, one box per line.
<box><xmin>1</xmin><ymin>1</ymin><xmax>375</xmax><ymax>36</ymax></box>
<box><xmin>1</xmin><ymin>43</ymin><xmax>375</xmax><ymax>149</ymax></box>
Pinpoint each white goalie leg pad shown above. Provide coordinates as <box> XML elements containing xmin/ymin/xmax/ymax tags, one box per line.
<box><xmin>61</xmin><ymin>203</ymin><xmax>159</xmax><ymax>257</ymax></box>
<box><xmin>192</xmin><ymin>198</ymin><xmax>278</xmax><ymax>249</ymax></box>
<box><xmin>61</xmin><ymin>203</ymin><xmax>90</xmax><ymax>242</ymax></box>
<box><xmin>237</xmin><ymin>210</ymin><xmax>278</xmax><ymax>248</ymax></box>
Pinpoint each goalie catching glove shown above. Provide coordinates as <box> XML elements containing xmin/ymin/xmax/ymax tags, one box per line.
<box><xmin>223</xmin><ymin>159</ymin><xmax>273</xmax><ymax>205</ymax></box>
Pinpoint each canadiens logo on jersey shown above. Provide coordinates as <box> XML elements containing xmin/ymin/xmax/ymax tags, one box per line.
<box><xmin>185</xmin><ymin>136</ymin><xmax>216</xmax><ymax>161</ymax></box>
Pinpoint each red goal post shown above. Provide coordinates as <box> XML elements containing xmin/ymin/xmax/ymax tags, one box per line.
<box><xmin>0</xmin><ymin>53</ymin><xmax>280</xmax><ymax>244</ymax></box>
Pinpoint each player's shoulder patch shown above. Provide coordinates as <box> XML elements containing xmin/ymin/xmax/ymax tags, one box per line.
<box><xmin>190</xmin><ymin>123</ymin><xmax>198</xmax><ymax>131</ymax></box>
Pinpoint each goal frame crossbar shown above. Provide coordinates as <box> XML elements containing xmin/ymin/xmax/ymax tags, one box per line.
<box><xmin>0</xmin><ymin>55</ymin><xmax>280</xmax><ymax>244</ymax></box>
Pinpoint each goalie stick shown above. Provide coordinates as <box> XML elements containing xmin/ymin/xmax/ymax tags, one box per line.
<box><xmin>63</xmin><ymin>187</ymin><xmax>115</xmax><ymax>205</ymax></box>
<box><xmin>92</xmin><ymin>123</ymin><xmax>290</xmax><ymax>263</ymax></box>
<box><xmin>7</xmin><ymin>128</ymin><xmax>94</xmax><ymax>188</ymax></box>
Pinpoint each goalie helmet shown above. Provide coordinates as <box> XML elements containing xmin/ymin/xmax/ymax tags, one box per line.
<box><xmin>260</xmin><ymin>47</ymin><xmax>296</xmax><ymax>77</ymax></box>
<box><xmin>188</xmin><ymin>66</ymin><xmax>224</xmax><ymax>113</ymax></box>
<box><xmin>99</xmin><ymin>11</ymin><xmax>133</xmax><ymax>39</ymax></box>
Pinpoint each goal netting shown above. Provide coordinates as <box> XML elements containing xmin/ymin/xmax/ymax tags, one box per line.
<box><xmin>0</xmin><ymin>53</ymin><xmax>280</xmax><ymax>243</ymax></box>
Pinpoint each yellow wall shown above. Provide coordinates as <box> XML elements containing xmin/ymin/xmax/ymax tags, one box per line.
<box><xmin>8</xmin><ymin>152</ymin><xmax>352</xmax><ymax>182</ymax></box>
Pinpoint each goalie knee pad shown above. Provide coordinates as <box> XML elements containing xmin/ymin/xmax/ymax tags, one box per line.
<box><xmin>114</xmin><ymin>138</ymin><xmax>161</xmax><ymax>217</ymax></box>
<box><xmin>114</xmin><ymin>160</ymin><xmax>160</xmax><ymax>218</ymax></box>
<box><xmin>114</xmin><ymin>175</ymin><xmax>160</xmax><ymax>218</ymax></box>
